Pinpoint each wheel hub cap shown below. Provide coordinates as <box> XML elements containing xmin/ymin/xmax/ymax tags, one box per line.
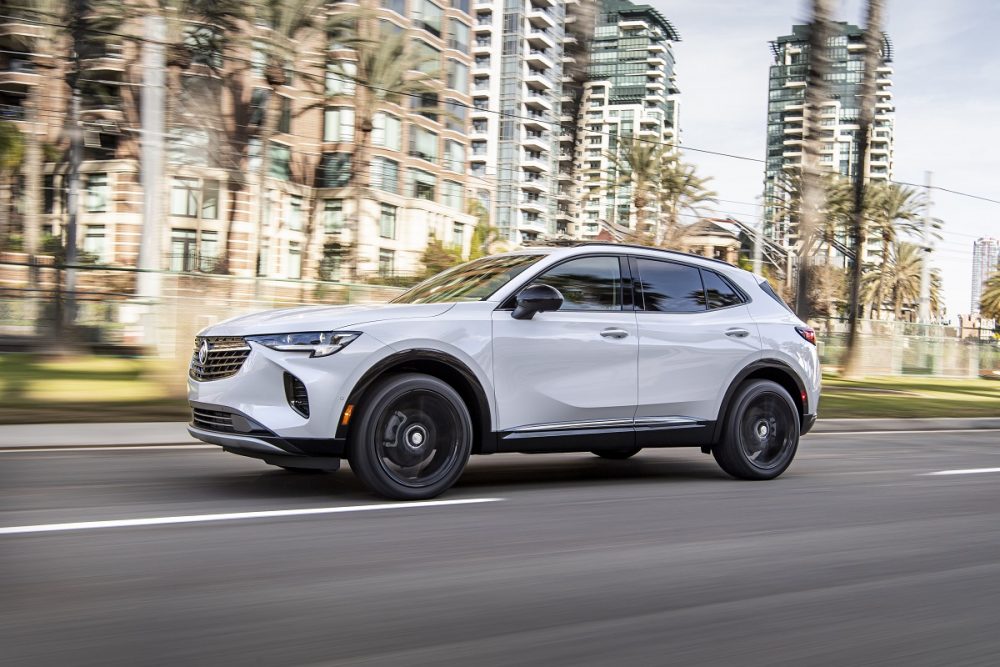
<box><xmin>404</xmin><ymin>424</ymin><xmax>428</xmax><ymax>451</ymax></box>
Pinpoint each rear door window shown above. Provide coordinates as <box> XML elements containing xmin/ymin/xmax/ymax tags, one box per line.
<box><xmin>634</xmin><ymin>259</ymin><xmax>705</xmax><ymax>313</ymax></box>
<box><xmin>701</xmin><ymin>270</ymin><xmax>744</xmax><ymax>309</ymax></box>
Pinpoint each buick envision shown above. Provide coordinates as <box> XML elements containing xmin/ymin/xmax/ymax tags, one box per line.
<box><xmin>188</xmin><ymin>244</ymin><xmax>819</xmax><ymax>499</ymax></box>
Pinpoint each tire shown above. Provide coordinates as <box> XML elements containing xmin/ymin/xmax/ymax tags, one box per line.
<box><xmin>348</xmin><ymin>373</ymin><xmax>473</xmax><ymax>500</ymax></box>
<box><xmin>591</xmin><ymin>447</ymin><xmax>642</xmax><ymax>460</ymax></box>
<box><xmin>713</xmin><ymin>379</ymin><xmax>800</xmax><ymax>480</ymax></box>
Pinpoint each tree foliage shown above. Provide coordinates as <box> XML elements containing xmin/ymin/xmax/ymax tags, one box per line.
<box><xmin>980</xmin><ymin>272</ymin><xmax>1000</xmax><ymax>320</ymax></box>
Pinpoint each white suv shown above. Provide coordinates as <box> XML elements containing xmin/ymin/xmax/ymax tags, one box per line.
<box><xmin>188</xmin><ymin>244</ymin><xmax>820</xmax><ymax>499</ymax></box>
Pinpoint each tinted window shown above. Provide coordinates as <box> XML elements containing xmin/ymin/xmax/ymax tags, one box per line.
<box><xmin>393</xmin><ymin>254</ymin><xmax>544</xmax><ymax>304</ymax></box>
<box><xmin>635</xmin><ymin>259</ymin><xmax>705</xmax><ymax>313</ymax></box>
<box><xmin>701</xmin><ymin>270</ymin><xmax>744</xmax><ymax>309</ymax></box>
<box><xmin>535</xmin><ymin>256</ymin><xmax>621</xmax><ymax>311</ymax></box>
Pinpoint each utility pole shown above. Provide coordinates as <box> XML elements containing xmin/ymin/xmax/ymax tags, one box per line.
<box><xmin>136</xmin><ymin>14</ymin><xmax>166</xmax><ymax>347</ymax></box>
<box><xmin>917</xmin><ymin>171</ymin><xmax>933</xmax><ymax>323</ymax></box>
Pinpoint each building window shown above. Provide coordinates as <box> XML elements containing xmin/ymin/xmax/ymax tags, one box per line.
<box><xmin>199</xmin><ymin>230</ymin><xmax>218</xmax><ymax>272</ymax></box>
<box><xmin>409</xmin><ymin>125</ymin><xmax>439</xmax><ymax>162</ymax></box>
<box><xmin>287</xmin><ymin>241</ymin><xmax>302</xmax><ymax>279</ymax></box>
<box><xmin>269</xmin><ymin>143</ymin><xmax>291</xmax><ymax>180</ymax></box>
<box><xmin>447</xmin><ymin>59</ymin><xmax>468</xmax><ymax>92</ymax></box>
<box><xmin>323</xmin><ymin>199</ymin><xmax>344</xmax><ymax>232</ymax></box>
<box><xmin>452</xmin><ymin>0</ymin><xmax>469</xmax><ymax>11</ymax></box>
<box><xmin>278</xmin><ymin>96</ymin><xmax>292</xmax><ymax>134</ymax></box>
<box><xmin>413</xmin><ymin>91</ymin><xmax>439</xmax><ymax>121</ymax></box>
<box><xmin>43</xmin><ymin>175</ymin><xmax>57</xmax><ymax>214</ymax></box>
<box><xmin>409</xmin><ymin>169</ymin><xmax>436</xmax><ymax>201</ymax></box>
<box><xmin>379</xmin><ymin>203</ymin><xmax>397</xmax><ymax>239</ymax></box>
<box><xmin>288</xmin><ymin>194</ymin><xmax>303</xmax><ymax>231</ymax></box>
<box><xmin>326</xmin><ymin>61</ymin><xmax>357</xmax><ymax>96</ymax></box>
<box><xmin>170</xmin><ymin>177</ymin><xmax>199</xmax><ymax>217</ymax></box>
<box><xmin>414</xmin><ymin>39</ymin><xmax>441</xmax><ymax>75</ymax></box>
<box><xmin>249</xmin><ymin>88</ymin><xmax>269</xmax><ymax>126</ymax></box>
<box><xmin>453</xmin><ymin>223</ymin><xmax>464</xmax><ymax>249</ymax></box>
<box><xmin>186</xmin><ymin>25</ymin><xmax>223</xmax><ymax>68</ymax></box>
<box><xmin>379</xmin><ymin>249</ymin><xmax>395</xmax><ymax>277</ymax></box>
<box><xmin>170</xmin><ymin>229</ymin><xmax>197</xmax><ymax>272</ymax></box>
<box><xmin>318</xmin><ymin>152</ymin><xmax>351</xmax><ymax>188</ymax></box>
<box><xmin>444</xmin><ymin>139</ymin><xmax>465</xmax><ymax>172</ymax></box>
<box><xmin>323</xmin><ymin>107</ymin><xmax>355</xmax><ymax>143</ymax></box>
<box><xmin>372</xmin><ymin>112</ymin><xmax>402</xmax><ymax>151</ymax></box>
<box><xmin>82</xmin><ymin>224</ymin><xmax>106</xmax><ymax>262</ymax></box>
<box><xmin>412</xmin><ymin>0</ymin><xmax>443</xmax><ymax>37</ymax></box>
<box><xmin>251</xmin><ymin>41</ymin><xmax>266</xmax><ymax>76</ymax></box>
<box><xmin>85</xmin><ymin>173</ymin><xmax>109</xmax><ymax>212</ymax></box>
<box><xmin>381</xmin><ymin>0</ymin><xmax>406</xmax><ymax>15</ymax></box>
<box><xmin>202</xmin><ymin>179</ymin><xmax>219</xmax><ymax>219</ymax></box>
<box><xmin>448</xmin><ymin>19</ymin><xmax>469</xmax><ymax>51</ymax></box>
<box><xmin>371</xmin><ymin>157</ymin><xmax>400</xmax><ymax>194</ymax></box>
<box><xmin>442</xmin><ymin>179</ymin><xmax>462</xmax><ymax>211</ymax></box>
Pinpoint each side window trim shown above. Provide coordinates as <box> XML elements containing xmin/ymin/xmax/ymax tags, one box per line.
<box><xmin>497</xmin><ymin>254</ymin><xmax>625</xmax><ymax>312</ymax></box>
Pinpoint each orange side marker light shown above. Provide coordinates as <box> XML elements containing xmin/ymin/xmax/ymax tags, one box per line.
<box><xmin>341</xmin><ymin>404</ymin><xmax>354</xmax><ymax>426</ymax></box>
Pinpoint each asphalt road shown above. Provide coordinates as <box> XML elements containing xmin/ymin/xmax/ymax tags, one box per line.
<box><xmin>2</xmin><ymin>431</ymin><xmax>999</xmax><ymax>666</ymax></box>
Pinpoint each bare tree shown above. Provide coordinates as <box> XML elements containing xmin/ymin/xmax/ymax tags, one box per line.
<box><xmin>841</xmin><ymin>0</ymin><xmax>885</xmax><ymax>377</ymax></box>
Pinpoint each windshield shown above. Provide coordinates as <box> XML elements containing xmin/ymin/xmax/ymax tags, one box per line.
<box><xmin>392</xmin><ymin>254</ymin><xmax>545</xmax><ymax>304</ymax></box>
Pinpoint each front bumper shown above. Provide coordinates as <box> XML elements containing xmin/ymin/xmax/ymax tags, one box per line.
<box><xmin>188</xmin><ymin>425</ymin><xmax>343</xmax><ymax>470</ymax></box>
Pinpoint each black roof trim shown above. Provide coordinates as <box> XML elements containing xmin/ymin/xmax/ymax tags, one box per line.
<box><xmin>572</xmin><ymin>242</ymin><xmax>737</xmax><ymax>268</ymax></box>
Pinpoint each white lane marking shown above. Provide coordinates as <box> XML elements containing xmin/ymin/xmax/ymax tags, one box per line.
<box><xmin>923</xmin><ymin>468</ymin><xmax>1000</xmax><ymax>476</ymax></box>
<box><xmin>810</xmin><ymin>429</ymin><xmax>1000</xmax><ymax>436</ymax></box>
<box><xmin>0</xmin><ymin>445</ymin><xmax>216</xmax><ymax>454</ymax></box>
<box><xmin>0</xmin><ymin>498</ymin><xmax>505</xmax><ymax>535</ymax></box>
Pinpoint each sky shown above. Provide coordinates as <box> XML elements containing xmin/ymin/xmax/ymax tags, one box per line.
<box><xmin>653</xmin><ymin>0</ymin><xmax>1000</xmax><ymax>320</ymax></box>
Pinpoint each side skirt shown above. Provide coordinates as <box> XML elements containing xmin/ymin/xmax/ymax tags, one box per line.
<box><xmin>496</xmin><ymin>422</ymin><xmax>715</xmax><ymax>454</ymax></box>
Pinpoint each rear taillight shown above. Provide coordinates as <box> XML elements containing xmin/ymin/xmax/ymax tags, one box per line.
<box><xmin>796</xmin><ymin>326</ymin><xmax>816</xmax><ymax>345</ymax></box>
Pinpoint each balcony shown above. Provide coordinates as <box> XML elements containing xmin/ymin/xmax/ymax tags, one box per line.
<box><xmin>521</xmin><ymin>173</ymin><xmax>548</xmax><ymax>193</ymax></box>
<box><xmin>80</xmin><ymin>42</ymin><xmax>126</xmax><ymax>73</ymax></box>
<box><xmin>526</xmin><ymin>28</ymin><xmax>556</xmax><ymax>50</ymax></box>
<box><xmin>522</xmin><ymin>130</ymin><xmax>548</xmax><ymax>150</ymax></box>
<box><xmin>527</xmin><ymin>7</ymin><xmax>557</xmax><ymax>30</ymax></box>
<box><xmin>522</xmin><ymin>151</ymin><xmax>548</xmax><ymax>171</ymax></box>
<box><xmin>0</xmin><ymin>102</ymin><xmax>26</xmax><ymax>121</ymax></box>
<box><xmin>522</xmin><ymin>110</ymin><xmax>547</xmax><ymax>130</ymax></box>
<box><xmin>474</xmin><ymin>18</ymin><xmax>493</xmax><ymax>31</ymax></box>
<box><xmin>473</xmin><ymin>38</ymin><xmax>492</xmax><ymax>52</ymax></box>
<box><xmin>0</xmin><ymin>55</ymin><xmax>39</xmax><ymax>88</ymax></box>
<box><xmin>525</xmin><ymin>70</ymin><xmax>554</xmax><ymax>91</ymax></box>
<box><xmin>471</xmin><ymin>122</ymin><xmax>488</xmax><ymax>136</ymax></box>
<box><xmin>473</xmin><ymin>57</ymin><xmax>491</xmax><ymax>73</ymax></box>
<box><xmin>524</xmin><ymin>91</ymin><xmax>552</xmax><ymax>111</ymax></box>
<box><xmin>520</xmin><ymin>197</ymin><xmax>546</xmax><ymax>214</ymax></box>
<box><xmin>525</xmin><ymin>48</ymin><xmax>554</xmax><ymax>70</ymax></box>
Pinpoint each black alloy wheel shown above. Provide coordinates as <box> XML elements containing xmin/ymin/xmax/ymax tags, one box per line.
<box><xmin>713</xmin><ymin>379</ymin><xmax>800</xmax><ymax>480</ymax></box>
<box><xmin>348</xmin><ymin>373</ymin><xmax>473</xmax><ymax>500</ymax></box>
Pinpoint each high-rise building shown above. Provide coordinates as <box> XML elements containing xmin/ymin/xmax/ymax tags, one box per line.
<box><xmin>0</xmin><ymin>1</ymin><xmax>477</xmax><ymax>280</ymax></box>
<box><xmin>763</xmin><ymin>22</ymin><xmax>895</xmax><ymax>253</ymax></box>
<box><xmin>470</xmin><ymin>0</ymin><xmax>567</xmax><ymax>243</ymax></box>
<box><xmin>570</xmin><ymin>0</ymin><xmax>680</xmax><ymax>238</ymax></box>
<box><xmin>971</xmin><ymin>237</ymin><xmax>1000</xmax><ymax>313</ymax></box>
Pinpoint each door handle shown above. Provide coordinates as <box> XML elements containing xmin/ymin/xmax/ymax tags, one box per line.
<box><xmin>600</xmin><ymin>328</ymin><xmax>629</xmax><ymax>339</ymax></box>
<box><xmin>725</xmin><ymin>328</ymin><xmax>751</xmax><ymax>338</ymax></box>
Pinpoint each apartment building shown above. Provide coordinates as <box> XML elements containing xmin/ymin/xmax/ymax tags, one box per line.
<box><xmin>971</xmin><ymin>237</ymin><xmax>1000</xmax><ymax>314</ymax></box>
<box><xmin>469</xmin><ymin>0</ymin><xmax>566</xmax><ymax>243</ymax></box>
<box><xmin>0</xmin><ymin>1</ymin><xmax>476</xmax><ymax>282</ymax></box>
<box><xmin>569</xmin><ymin>0</ymin><xmax>679</xmax><ymax>238</ymax></box>
<box><xmin>764</xmin><ymin>22</ymin><xmax>894</xmax><ymax>256</ymax></box>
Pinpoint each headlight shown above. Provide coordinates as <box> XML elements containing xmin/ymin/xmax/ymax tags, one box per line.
<box><xmin>245</xmin><ymin>331</ymin><xmax>360</xmax><ymax>358</ymax></box>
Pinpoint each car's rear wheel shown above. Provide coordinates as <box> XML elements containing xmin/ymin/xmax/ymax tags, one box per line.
<box><xmin>591</xmin><ymin>447</ymin><xmax>642</xmax><ymax>460</ymax></box>
<box><xmin>713</xmin><ymin>379</ymin><xmax>799</xmax><ymax>480</ymax></box>
<box><xmin>348</xmin><ymin>373</ymin><xmax>473</xmax><ymax>500</ymax></box>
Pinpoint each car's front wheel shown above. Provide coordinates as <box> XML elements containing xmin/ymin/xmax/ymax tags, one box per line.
<box><xmin>713</xmin><ymin>379</ymin><xmax>799</xmax><ymax>480</ymax></box>
<box><xmin>348</xmin><ymin>373</ymin><xmax>473</xmax><ymax>500</ymax></box>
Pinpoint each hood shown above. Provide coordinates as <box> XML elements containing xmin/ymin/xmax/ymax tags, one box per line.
<box><xmin>200</xmin><ymin>302</ymin><xmax>455</xmax><ymax>336</ymax></box>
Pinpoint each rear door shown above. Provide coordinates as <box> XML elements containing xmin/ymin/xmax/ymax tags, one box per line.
<box><xmin>631</xmin><ymin>257</ymin><xmax>762</xmax><ymax>428</ymax></box>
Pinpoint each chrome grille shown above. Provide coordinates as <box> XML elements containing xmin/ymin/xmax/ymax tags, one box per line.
<box><xmin>191</xmin><ymin>407</ymin><xmax>235</xmax><ymax>432</ymax></box>
<box><xmin>189</xmin><ymin>336</ymin><xmax>251</xmax><ymax>382</ymax></box>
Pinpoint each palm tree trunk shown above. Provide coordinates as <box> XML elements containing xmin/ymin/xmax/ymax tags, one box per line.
<box><xmin>841</xmin><ymin>0</ymin><xmax>885</xmax><ymax>378</ymax></box>
<box><xmin>794</xmin><ymin>0</ymin><xmax>836</xmax><ymax>319</ymax></box>
<box><xmin>872</xmin><ymin>228</ymin><xmax>891</xmax><ymax>319</ymax></box>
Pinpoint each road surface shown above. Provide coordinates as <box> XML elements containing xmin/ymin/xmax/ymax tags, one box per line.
<box><xmin>2</xmin><ymin>430</ymin><xmax>999</xmax><ymax>666</ymax></box>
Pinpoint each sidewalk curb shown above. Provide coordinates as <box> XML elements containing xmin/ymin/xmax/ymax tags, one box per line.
<box><xmin>2</xmin><ymin>417</ymin><xmax>999</xmax><ymax>448</ymax></box>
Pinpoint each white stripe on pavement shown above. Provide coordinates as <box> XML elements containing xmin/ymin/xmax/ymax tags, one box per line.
<box><xmin>0</xmin><ymin>445</ymin><xmax>216</xmax><ymax>453</ymax></box>
<box><xmin>923</xmin><ymin>468</ymin><xmax>1000</xmax><ymax>476</ymax></box>
<box><xmin>0</xmin><ymin>498</ymin><xmax>505</xmax><ymax>535</ymax></box>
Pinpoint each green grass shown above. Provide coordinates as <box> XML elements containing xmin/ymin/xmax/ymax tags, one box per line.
<box><xmin>1</xmin><ymin>354</ymin><xmax>997</xmax><ymax>424</ymax></box>
<box><xmin>820</xmin><ymin>374</ymin><xmax>1000</xmax><ymax>418</ymax></box>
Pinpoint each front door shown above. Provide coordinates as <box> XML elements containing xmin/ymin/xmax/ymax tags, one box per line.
<box><xmin>491</xmin><ymin>255</ymin><xmax>638</xmax><ymax>434</ymax></box>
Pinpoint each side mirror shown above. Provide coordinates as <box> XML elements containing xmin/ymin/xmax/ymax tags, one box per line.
<box><xmin>512</xmin><ymin>284</ymin><xmax>563</xmax><ymax>320</ymax></box>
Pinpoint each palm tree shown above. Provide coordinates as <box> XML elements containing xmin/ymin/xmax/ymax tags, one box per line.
<box><xmin>656</xmin><ymin>156</ymin><xmax>717</xmax><ymax>249</ymax></box>
<box><xmin>980</xmin><ymin>272</ymin><xmax>1000</xmax><ymax>320</ymax></box>
<box><xmin>865</xmin><ymin>181</ymin><xmax>925</xmax><ymax>318</ymax></box>
<box><xmin>861</xmin><ymin>241</ymin><xmax>941</xmax><ymax>321</ymax></box>
<box><xmin>0</xmin><ymin>121</ymin><xmax>26</xmax><ymax>249</ymax></box>
<box><xmin>603</xmin><ymin>134</ymin><xmax>668</xmax><ymax>239</ymax></box>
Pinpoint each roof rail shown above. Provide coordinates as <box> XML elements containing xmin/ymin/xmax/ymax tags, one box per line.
<box><xmin>572</xmin><ymin>242</ymin><xmax>738</xmax><ymax>268</ymax></box>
